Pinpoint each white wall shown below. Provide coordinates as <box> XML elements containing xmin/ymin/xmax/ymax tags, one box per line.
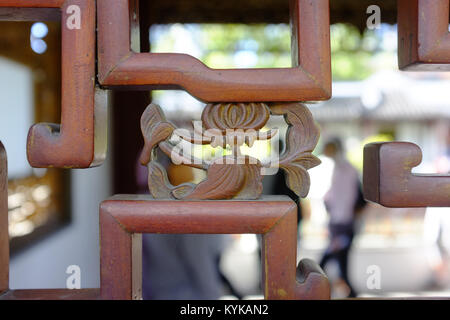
<box><xmin>9</xmin><ymin>118</ymin><xmax>112</xmax><ymax>290</ymax></box>
<box><xmin>0</xmin><ymin>57</ymin><xmax>34</xmax><ymax>179</ymax></box>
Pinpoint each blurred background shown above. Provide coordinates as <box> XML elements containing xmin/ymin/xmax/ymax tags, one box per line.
<box><xmin>0</xmin><ymin>0</ymin><xmax>449</xmax><ymax>299</ymax></box>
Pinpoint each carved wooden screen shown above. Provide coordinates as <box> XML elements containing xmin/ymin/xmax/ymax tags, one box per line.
<box><xmin>0</xmin><ymin>0</ymin><xmax>332</xmax><ymax>300</ymax></box>
<box><xmin>0</xmin><ymin>0</ymin><xmax>107</xmax><ymax>169</ymax></box>
<box><xmin>96</xmin><ymin>0</ymin><xmax>331</xmax><ymax>300</ymax></box>
<box><xmin>0</xmin><ymin>0</ymin><xmax>449</xmax><ymax>301</ymax></box>
<box><xmin>364</xmin><ymin>0</ymin><xmax>450</xmax><ymax>209</ymax></box>
<box><xmin>0</xmin><ymin>0</ymin><xmax>103</xmax><ymax>299</ymax></box>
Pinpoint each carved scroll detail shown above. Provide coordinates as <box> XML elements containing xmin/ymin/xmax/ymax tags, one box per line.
<box><xmin>271</xmin><ymin>103</ymin><xmax>321</xmax><ymax>198</ymax></box>
<box><xmin>140</xmin><ymin>102</ymin><xmax>320</xmax><ymax>200</ymax></box>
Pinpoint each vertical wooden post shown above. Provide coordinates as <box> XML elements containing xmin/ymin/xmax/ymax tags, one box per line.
<box><xmin>262</xmin><ymin>205</ymin><xmax>297</xmax><ymax>299</ymax></box>
<box><xmin>100</xmin><ymin>209</ymin><xmax>142</xmax><ymax>300</ymax></box>
<box><xmin>0</xmin><ymin>142</ymin><xmax>9</xmax><ymax>295</ymax></box>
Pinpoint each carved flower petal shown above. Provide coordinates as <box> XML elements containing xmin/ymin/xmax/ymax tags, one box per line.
<box><xmin>293</xmin><ymin>153</ymin><xmax>321</xmax><ymax>170</ymax></box>
<box><xmin>281</xmin><ymin>163</ymin><xmax>311</xmax><ymax>198</ymax></box>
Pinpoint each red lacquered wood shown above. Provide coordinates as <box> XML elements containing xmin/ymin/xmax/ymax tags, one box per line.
<box><xmin>100</xmin><ymin>206</ymin><xmax>142</xmax><ymax>300</ymax></box>
<box><xmin>0</xmin><ymin>0</ymin><xmax>64</xmax><ymax>7</ymax></box>
<box><xmin>398</xmin><ymin>0</ymin><xmax>450</xmax><ymax>70</ymax></box>
<box><xmin>99</xmin><ymin>195</ymin><xmax>330</xmax><ymax>300</ymax></box>
<box><xmin>96</xmin><ymin>0</ymin><xmax>331</xmax><ymax>102</ymax></box>
<box><xmin>0</xmin><ymin>0</ymin><xmax>106</xmax><ymax>168</ymax></box>
<box><xmin>0</xmin><ymin>142</ymin><xmax>8</xmax><ymax>295</ymax></box>
<box><xmin>363</xmin><ymin>142</ymin><xmax>450</xmax><ymax>208</ymax></box>
<box><xmin>0</xmin><ymin>142</ymin><xmax>102</xmax><ymax>300</ymax></box>
<box><xmin>0</xmin><ymin>288</ymin><xmax>100</xmax><ymax>300</ymax></box>
<box><xmin>262</xmin><ymin>207</ymin><xmax>330</xmax><ymax>300</ymax></box>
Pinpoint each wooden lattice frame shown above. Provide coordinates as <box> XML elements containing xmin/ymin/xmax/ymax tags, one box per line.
<box><xmin>99</xmin><ymin>195</ymin><xmax>330</xmax><ymax>300</ymax></box>
<box><xmin>0</xmin><ymin>140</ymin><xmax>329</xmax><ymax>300</ymax></box>
<box><xmin>0</xmin><ymin>0</ymin><xmax>106</xmax><ymax>168</ymax></box>
<box><xmin>367</xmin><ymin>1</ymin><xmax>450</xmax><ymax>208</ymax></box>
<box><xmin>398</xmin><ymin>0</ymin><xmax>450</xmax><ymax>70</ymax></box>
<box><xmin>97</xmin><ymin>0</ymin><xmax>331</xmax><ymax>102</ymax></box>
<box><xmin>0</xmin><ymin>141</ymin><xmax>100</xmax><ymax>299</ymax></box>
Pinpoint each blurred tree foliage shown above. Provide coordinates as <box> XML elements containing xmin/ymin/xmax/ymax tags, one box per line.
<box><xmin>150</xmin><ymin>23</ymin><xmax>394</xmax><ymax>80</ymax></box>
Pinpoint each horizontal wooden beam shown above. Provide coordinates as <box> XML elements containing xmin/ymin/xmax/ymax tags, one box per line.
<box><xmin>0</xmin><ymin>289</ymin><xmax>100</xmax><ymax>300</ymax></box>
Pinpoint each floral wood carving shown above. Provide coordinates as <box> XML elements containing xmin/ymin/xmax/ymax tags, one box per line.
<box><xmin>140</xmin><ymin>102</ymin><xmax>320</xmax><ymax>200</ymax></box>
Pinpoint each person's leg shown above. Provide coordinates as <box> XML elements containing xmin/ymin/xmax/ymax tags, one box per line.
<box><xmin>319</xmin><ymin>247</ymin><xmax>333</xmax><ymax>270</ymax></box>
<box><xmin>336</xmin><ymin>243</ymin><xmax>357</xmax><ymax>297</ymax></box>
<box><xmin>320</xmin><ymin>224</ymin><xmax>338</xmax><ymax>270</ymax></box>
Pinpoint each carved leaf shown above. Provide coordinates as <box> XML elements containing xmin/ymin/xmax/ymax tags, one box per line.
<box><xmin>281</xmin><ymin>163</ymin><xmax>311</xmax><ymax>198</ymax></box>
<box><xmin>271</xmin><ymin>103</ymin><xmax>319</xmax><ymax>162</ymax></box>
<box><xmin>233</xmin><ymin>162</ymin><xmax>263</xmax><ymax>199</ymax></box>
<box><xmin>176</xmin><ymin>156</ymin><xmax>262</xmax><ymax>200</ymax></box>
<box><xmin>270</xmin><ymin>103</ymin><xmax>321</xmax><ymax>198</ymax></box>
<box><xmin>140</xmin><ymin>104</ymin><xmax>175</xmax><ymax>165</ymax></box>
<box><xmin>147</xmin><ymin>161</ymin><xmax>175</xmax><ymax>199</ymax></box>
<box><xmin>292</xmin><ymin>153</ymin><xmax>321</xmax><ymax>170</ymax></box>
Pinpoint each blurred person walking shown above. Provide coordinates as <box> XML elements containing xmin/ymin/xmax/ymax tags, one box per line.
<box><xmin>319</xmin><ymin>138</ymin><xmax>360</xmax><ymax>298</ymax></box>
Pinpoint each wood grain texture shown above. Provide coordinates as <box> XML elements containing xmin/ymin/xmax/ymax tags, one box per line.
<box><xmin>0</xmin><ymin>0</ymin><xmax>106</xmax><ymax>168</ymax></box>
<box><xmin>0</xmin><ymin>142</ymin><xmax>8</xmax><ymax>295</ymax></box>
<box><xmin>96</xmin><ymin>0</ymin><xmax>331</xmax><ymax>102</ymax></box>
<box><xmin>0</xmin><ymin>289</ymin><xmax>100</xmax><ymax>300</ymax></box>
<box><xmin>398</xmin><ymin>0</ymin><xmax>450</xmax><ymax>70</ymax></box>
<box><xmin>100</xmin><ymin>207</ymin><xmax>142</xmax><ymax>300</ymax></box>
<box><xmin>363</xmin><ymin>142</ymin><xmax>450</xmax><ymax>207</ymax></box>
<box><xmin>99</xmin><ymin>195</ymin><xmax>330</xmax><ymax>300</ymax></box>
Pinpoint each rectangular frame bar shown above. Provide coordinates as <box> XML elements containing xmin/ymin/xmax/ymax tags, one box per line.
<box><xmin>100</xmin><ymin>195</ymin><xmax>330</xmax><ymax>300</ymax></box>
<box><xmin>0</xmin><ymin>141</ymin><xmax>100</xmax><ymax>300</ymax></box>
<box><xmin>0</xmin><ymin>142</ymin><xmax>8</xmax><ymax>295</ymax></box>
<box><xmin>97</xmin><ymin>0</ymin><xmax>331</xmax><ymax>102</ymax></box>
<box><xmin>0</xmin><ymin>0</ymin><xmax>106</xmax><ymax>168</ymax></box>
